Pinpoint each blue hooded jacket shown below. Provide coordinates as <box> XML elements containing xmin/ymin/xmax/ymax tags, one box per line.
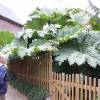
<box><xmin>0</xmin><ymin>65</ymin><xmax>8</xmax><ymax>94</ymax></box>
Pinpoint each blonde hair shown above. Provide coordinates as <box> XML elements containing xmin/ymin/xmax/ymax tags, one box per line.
<box><xmin>0</xmin><ymin>52</ymin><xmax>7</xmax><ymax>64</ymax></box>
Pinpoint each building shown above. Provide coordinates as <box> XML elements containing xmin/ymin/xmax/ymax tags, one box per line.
<box><xmin>0</xmin><ymin>4</ymin><xmax>23</xmax><ymax>33</ymax></box>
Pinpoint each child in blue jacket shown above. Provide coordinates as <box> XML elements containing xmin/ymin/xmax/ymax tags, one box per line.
<box><xmin>0</xmin><ymin>53</ymin><xmax>8</xmax><ymax>100</ymax></box>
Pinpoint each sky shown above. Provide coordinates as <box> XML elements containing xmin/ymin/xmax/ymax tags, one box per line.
<box><xmin>0</xmin><ymin>0</ymin><xmax>99</xmax><ymax>24</ymax></box>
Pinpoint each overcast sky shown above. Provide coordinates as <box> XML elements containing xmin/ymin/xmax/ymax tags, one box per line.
<box><xmin>0</xmin><ymin>0</ymin><xmax>99</xmax><ymax>24</ymax></box>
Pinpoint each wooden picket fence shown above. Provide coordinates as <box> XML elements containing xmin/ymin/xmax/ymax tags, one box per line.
<box><xmin>50</xmin><ymin>72</ymin><xmax>100</xmax><ymax>100</ymax></box>
<box><xmin>8</xmin><ymin>53</ymin><xmax>52</xmax><ymax>90</ymax></box>
<box><xmin>8</xmin><ymin>53</ymin><xmax>100</xmax><ymax>100</ymax></box>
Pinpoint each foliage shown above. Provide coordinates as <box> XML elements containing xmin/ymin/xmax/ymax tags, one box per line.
<box><xmin>55</xmin><ymin>31</ymin><xmax>100</xmax><ymax>68</ymax></box>
<box><xmin>88</xmin><ymin>0</ymin><xmax>100</xmax><ymax>31</ymax></box>
<box><xmin>0</xmin><ymin>7</ymin><xmax>100</xmax><ymax>68</ymax></box>
<box><xmin>53</xmin><ymin>58</ymin><xmax>100</xmax><ymax>79</ymax></box>
<box><xmin>0</xmin><ymin>29</ymin><xmax>58</xmax><ymax>59</ymax></box>
<box><xmin>9</xmin><ymin>72</ymin><xmax>49</xmax><ymax>100</ymax></box>
<box><xmin>0</xmin><ymin>31</ymin><xmax>15</xmax><ymax>47</ymax></box>
<box><xmin>90</xmin><ymin>16</ymin><xmax>100</xmax><ymax>31</ymax></box>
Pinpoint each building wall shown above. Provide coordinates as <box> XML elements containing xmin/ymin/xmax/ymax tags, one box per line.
<box><xmin>0</xmin><ymin>18</ymin><xmax>23</xmax><ymax>34</ymax></box>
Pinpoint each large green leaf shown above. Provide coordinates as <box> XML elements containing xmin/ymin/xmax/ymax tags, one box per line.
<box><xmin>11</xmin><ymin>38</ymin><xmax>26</xmax><ymax>47</ymax></box>
<box><xmin>25</xmin><ymin>8</ymin><xmax>50</xmax><ymax>30</ymax></box>
<box><xmin>29</xmin><ymin>39</ymin><xmax>46</xmax><ymax>47</ymax></box>
<box><xmin>90</xmin><ymin>16</ymin><xmax>100</xmax><ymax>31</ymax></box>
<box><xmin>55</xmin><ymin>31</ymin><xmax>100</xmax><ymax>68</ymax></box>
<box><xmin>26</xmin><ymin>18</ymin><xmax>47</xmax><ymax>30</ymax></box>
<box><xmin>0</xmin><ymin>31</ymin><xmax>15</xmax><ymax>46</ymax></box>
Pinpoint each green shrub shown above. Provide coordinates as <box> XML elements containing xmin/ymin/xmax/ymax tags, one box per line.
<box><xmin>9</xmin><ymin>73</ymin><xmax>49</xmax><ymax>100</ymax></box>
<box><xmin>0</xmin><ymin>31</ymin><xmax>15</xmax><ymax>46</ymax></box>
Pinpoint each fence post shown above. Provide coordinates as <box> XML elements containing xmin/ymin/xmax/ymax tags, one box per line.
<box><xmin>69</xmin><ymin>74</ymin><xmax>71</xmax><ymax>100</ymax></box>
<box><xmin>76</xmin><ymin>74</ymin><xmax>79</xmax><ymax>100</ymax></box>
<box><xmin>65</xmin><ymin>74</ymin><xmax>68</xmax><ymax>99</ymax></box>
<box><xmin>93</xmin><ymin>78</ymin><xmax>96</xmax><ymax>100</ymax></box>
<box><xmin>85</xmin><ymin>76</ymin><xmax>87</xmax><ymax>100</ymax></box>
<box><xmin>89</xmin><ymin>77</ymin><xmax>92</xmax><ymax>100</ymax></box>
<box><xmin>72</xmin><ymin>74</ymin><xmax>74</xmax><ymax>100</ymax></box>
<box><xmin>62</xmin><ymin>73</ymin><xmax>65</xmax><ymax>100</ymax></box>
<box><xmin>80</xmin><ymin>74</ymin><xmax>83</xmax><ymax>100</ymax></box>
<box><xmin>53</xmin><ymin>72</ymin><xmax>56</xmax><ymax>100</ymax></box>
<box><xmin>49</xmin><ymin>52</ymin><xmax>53</xmax><ymax>98</ymax></box>
<box><xmin>98</xmin><ymin>79</ymin><xmax>100</xmax><ymax>100</ymax></box>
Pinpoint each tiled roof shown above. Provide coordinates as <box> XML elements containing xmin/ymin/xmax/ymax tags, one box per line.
<box><xmin>0</xmin><ymin>4</ymin><xmax>23</xmax><ymax>26</ymax></box>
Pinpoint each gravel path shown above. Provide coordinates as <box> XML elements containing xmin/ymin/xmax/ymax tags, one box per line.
<box><xmin>5</xmin><ymin>84</ymin><xmax>28</xmax><ymax>100</ymax></box>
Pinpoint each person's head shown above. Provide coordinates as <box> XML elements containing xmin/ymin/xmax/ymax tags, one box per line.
<box><xmin>0</xmin><ymin>52</ymin><xmax>7</xmax><ymax>64</ymax></box>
